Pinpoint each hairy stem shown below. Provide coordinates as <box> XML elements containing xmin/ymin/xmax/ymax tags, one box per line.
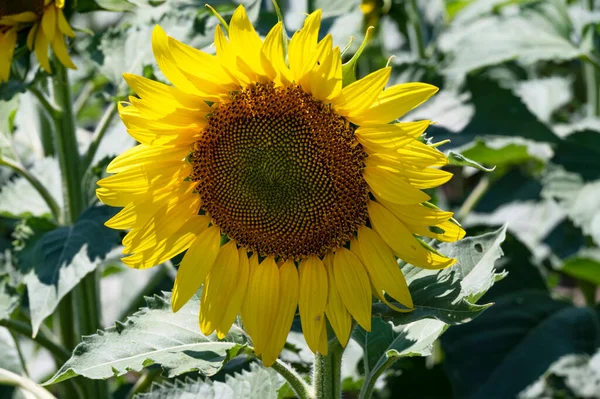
<box><xmin>313</xmin><ymin>339</ymin><xmax>344</xmax><ymax>399</ymax></box>
<box><xmin>0</xmin><ymin>368</ymin><xmax>57</xmax><ymax>399</ymax></box>
<box><xmin>271</xmin><ymin>359</ymin><xmax>313</xmax><ymax>399</ymax></box>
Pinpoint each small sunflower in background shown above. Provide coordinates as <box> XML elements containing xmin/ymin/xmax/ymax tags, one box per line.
<box><xmin>0</xmin><ymin>0</ymin><xmax>76</xmax><ymax>82</ymax></box>
<box><xmin>97</xmin><ymin>5</ymin><xmax>465</xmax><ymax>366</ymax></box>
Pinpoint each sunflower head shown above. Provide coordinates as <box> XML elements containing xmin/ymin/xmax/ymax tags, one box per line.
<box><xmin>98</xmin><ymin>5</ymin><xmax>465</xmax><ymax>367</ymax></box>
<box><xmin>0</xmin><ymin>0</ymin><xmax>75</xmax><ymax>82</ymax></box>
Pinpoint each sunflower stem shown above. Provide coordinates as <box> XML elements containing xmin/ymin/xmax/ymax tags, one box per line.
<box><xmin>456</xmin><ymin>175</ymin><xmax>490</xmax><ymax>221</ymax></box>
<box><xmin>583</xmin><ymin>0</ymin><xmax>600</xmax><ymax>116</ymax></box>
<box><xmin>313</xmin><ymin>339</ymin><xmax>344</xmax><ymax>399</ymax></box>
<box><xmin>272</xmin><ymin>359</ymin><xmax>313</xmax><ymax>399</ymax></box>
<box><xmin>52</xmin><ymin>62</ymin><xmax>108</xmax><ymax>399</ymax></box>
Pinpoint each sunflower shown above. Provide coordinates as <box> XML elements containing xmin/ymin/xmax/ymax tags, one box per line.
<box><xmin>97</xmin><ymin>5</ymin><xmax>465</xmax><ymax>366</ymax></box>
<box><xmin>0</xmin><ymin>0</ymin><xmax>76</xmax><ymax>82</ymax></box>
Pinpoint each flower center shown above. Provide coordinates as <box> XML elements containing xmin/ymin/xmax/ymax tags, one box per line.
<box><xmin>0</xmin><ymin>0</ymin><xmax>44</xmax><ymax>18</ymax></box>
<box><xmin>191</xmin><ymin>83</ymin><xmax>369</xmax><ymax>260</ymax></box>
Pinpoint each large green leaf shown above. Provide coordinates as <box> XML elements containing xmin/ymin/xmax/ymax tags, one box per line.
<box><xmin>559</xmin><ymin>249</ymin><xmax>600</xmax><ymax>285</ymax></box>
<box><xmin>45</xmin><ymin>292</ymin><xmax>249</xmax><ymax>385</ymax></box>
<box><xmin>355</xmin><ymin>227</ymin><xmax>507</xmax><ymax>395</ymax></box>
<box><xmin>515</xmin><ymin>77</ymin><xmax>572</xmax><ymax>123</ymax></box>
<box><xmin>134</xmin><ymin>362</ymin><xmax>284</xmax><ymax>399</ymax></box>
<box><xmin>424</xmin><ymin>77</ymin><xmax>560</xmax><ymax>148</ymax></box>
<box><xmin>353</xmin><ymin>318</ymin><xmax>447</xmax><ymax>378</ymax></box>
<box><xmin>374</xmin><ymin>226</ymin><xmax>507</xmax><ymax>325</ymax></box>
<box><xmin>455</xmin><ymin>138</ymin><xmax>550</xmax><ymax>169</ymax></box>
<box><xmin>442</xmin><ymin>291</ymin><xmax>600</xmax><ymax>399</ymax></box>
<box><xmin>441</xmin><ymin>1</ymin><xmax>585</xmax><ymax>76</ymax></box>
<box><xmin>18</xmin><ymin>206</ymin><xmax>119</xmax><ymax>336</ymax></box>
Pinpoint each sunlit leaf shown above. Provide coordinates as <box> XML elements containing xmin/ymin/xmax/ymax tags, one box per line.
<box><xmin>45</xmin><ymin>292</ymin><xmax>250</xmax><ymax>385</ymax></box>
<box><xmin>18</xmin><ymin>206</ymin><xmax>119</xmax><ymax>336</ymax></box>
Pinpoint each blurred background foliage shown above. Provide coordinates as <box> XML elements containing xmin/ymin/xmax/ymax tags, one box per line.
<box><xmin>1</xmin><ymin>0</ymin><xmax>600</xmax><ymax>398</ymax></box>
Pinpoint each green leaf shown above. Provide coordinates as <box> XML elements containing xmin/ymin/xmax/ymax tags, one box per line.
<box><xmin>45</xmin><ymin>292</ymin><xmax>249</xmax><ymax>385</ymax></box>
<box><xmin>353</xmin><ymin>318</ymin><xmax>447</xmax><ymax>379</ymax></box>
<box><xmin>441</xmin><ymin>1</ymin><xmax>585</xmax><ymax>76</ymax></box>
<box><xmin>0</xmin><ymin>279</ymin><xmax>19</xmax><ymax>321</ymax></box>
<box><xmin>560</xmin><ymin>249</ymin><xmax>600</xmax><ymax>285</ymax></box>
<box><xmin>455</xmin><ymin>138</ymin><xmax>549</xmax><ymax>169</ymax></box>
<box><xmin>447</xmin><ymin>151</ymin><xmax>495</xmax><ymax>172</ymax></box>
<box><xmin>519</xmin><ymin>349</ymin><xmax>600</xmax><ymax>398</ymax></box>
<box><xmin>18</xmin><ymin>206</ymin><xmax>119</xmax><ymax>336</ymax></box>
<box><xmin>424</xmin><ymin>77</ymin><xmax>560</xmax><ymax>148</ymax></box>
<box><xmin>442</xmin><ymin>291</ymin><xmax>600</xmax><ymax>399</ymax></box>
<box><xmin>375</xmin><ymin>226</ymin><xmax>507</xmax><ymax>325</ymax></box>
<box><xmin>134</xmin><ymin>362</ymin><xmax>284</xmax><ymax>399</ymax></box>
<box><xmin>0</xmin><ymin>157</ymin><xmax>62</xmax><ymax>219</ymax></box>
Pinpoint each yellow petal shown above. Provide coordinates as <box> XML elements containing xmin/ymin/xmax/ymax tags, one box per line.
<box><xmin>240</xmin><ymin>254</ymin><xmax>259</xmax><ymax>338</ymax></box>
<box><xmin>298</xmin><ymin>256</ymin><xmax>328</xmax><ymax>354</ymax></box>
<box><xmin>152</xmin><ymin>25</ymin><xmax>199</xmax><ymax>94</ymax></box>
<box><xmin>260</xmin><ymin>22</ymin><xmax>292</xmax><ymax>86</ymax></box>
<box><xmin>242</xmin><ymin>256</ymin><xmax>280</xmax><ymax>355</ymax></box>
<box><xmin>122</xmin><ymin>190</ymin><xmax>200</xmax><ymax>253</ymax></box>
<box><xmin>216</xmin><ymin>248</ymin><xmax>250</xmax><ymax>338</ymax></box>
<box><xmin>288</xmin><ymin>10</ymin><xmax>322</xmax><ymax>80</ymax></box>
<box><xmin>323</xmin><ymin>252</ymin><xmax>352</xmax><ymax>347</ymax></box>
<box><xmin>122</xmin><ymin>73</ymin><xmax>209</xmax><ymax>110</ymax></box>
<box><xmin>200</xmin><ymin>242</ymin><xmax>240</xmax><ymax>336</ymax></box>
<box><xmin>377</xmin><ymin>201</ymin><xmax>454</xmax><ymax>227</ymax></box>
<box><xmin>368</xmin><ymin>201</ymin><xmax>456</xmax><ymax>269</ymax></box>
<box><xmin>333</xmin><ymin>248</ymin><xmax>372</xmax><ymax>331</ymax></box>
<box><xmin>261</xmin><ymin>260</ymin><xmax>299</xmax><ymax>366</ymax></box>
<box><xmin>409</xmin><ymin>219</ymin><xmax>466</xmax><ymax>243</ymax></box>
<box><xmin>172</xmin><ymin>225</ymin><xmax>221</xmax><ymax>312</ymax></box>
<box><xmin>396</xmin><ymin>140</ymin><xmax>448</xmax><ymax>167</ymax></box>
<box><xmin>106</xmin><ymin>144</ymin><xmax>188</xmax><ymax>174</ymax></box>
<box><xmin>355</xmin><ymin>120</ymin><xmax>429</xmax><ymax>154</ymax></box>
<box><xmin>335</xmin><ymin>67</ymin><xmax>391</xmax><ymax>115</ymax></box>
<box><xmin>41</xmin><ymin>4</ymin><xmax>56</xmax><ymax>41</ymax></box>
<box><xmin>51</xmin><ymin>33</ymin><xmax>76</xmax><ymax>69</ymax></box>
<box><xmin>57</xmin><ymin>9</ymin><xmax>75</xmax><ymax>37</ymax></box>
<box><xmin>353</xmin><ymin>227</ymin><xmax>413</xmax><ymax>308</ymax></box>
<box><xmin>228</xmin><ymin>5</ymin><xmax>264</xmax><ymax>75</ymax></box>
<box><xmin>121</xmin><ymin>215</ymin><xmax>208</xmax><ymax>269</ymax></box>
<box><xmin>0</xmin><ymin>30</ymin><xmax>17</xmax><ymax>82</ymax></box>
<box><xmin>349</xmin><ymin>83</ymin><xmax>438</xmax><ymax>125</ymax></box>
<box><xmin>34</xmin><ymin>28</ymin><xmax>51</xmax><ymax>73</ymax></box>
<box><xmin>363</xmin><ymin>166</ymin><xmax>431</xmax><ymax>204</ymax></box>
<box><xmin>365</xmin><ymin>154</ymin><xmax>453</xmax><ymax>189</ymax></box>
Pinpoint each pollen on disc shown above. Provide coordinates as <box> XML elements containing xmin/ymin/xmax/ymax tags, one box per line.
<box><xmin>190</xmin><ymin>83</ymin><xmax>369</xmax><ymax>260</ymax></box>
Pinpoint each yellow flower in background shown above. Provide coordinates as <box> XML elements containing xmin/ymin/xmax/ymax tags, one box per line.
<box><xmin>97</xmin><ymin>5</ymin><xmax>465</xmax><ymax>366</ymax></box>
<box><xmin>0</xmin><ymin>0</ymin><xmax>76</xmax><ymax>82</ymax></box>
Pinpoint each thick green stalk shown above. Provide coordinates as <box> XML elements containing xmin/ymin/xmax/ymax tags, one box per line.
<box><xmin>52</xmin><ymin>64</ymin><xmax>84</xmax><ymax>224</ymax></box>
<box><xmin>81</xmin><ymin>102</ymin><xmax>118</xmax><ymax>171</ymax></box>
<box><xmin>313</xmin><ymin>339</ymin><xmax>344</xmax><ymax>399</ymax></box>
<box><xmin>584</xmin><ymin>0</ymin><xmax>600</xmax><ymax>116</ymax></box>
<box><xmin>38</xmin><ymin>104</ymin><xmax>56</xmax><ymax>157</ymax></box>
<box><xmin>51</xmin><ymin>63</ymin><xmax>108</xmax><ymax>399</ymax></box>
